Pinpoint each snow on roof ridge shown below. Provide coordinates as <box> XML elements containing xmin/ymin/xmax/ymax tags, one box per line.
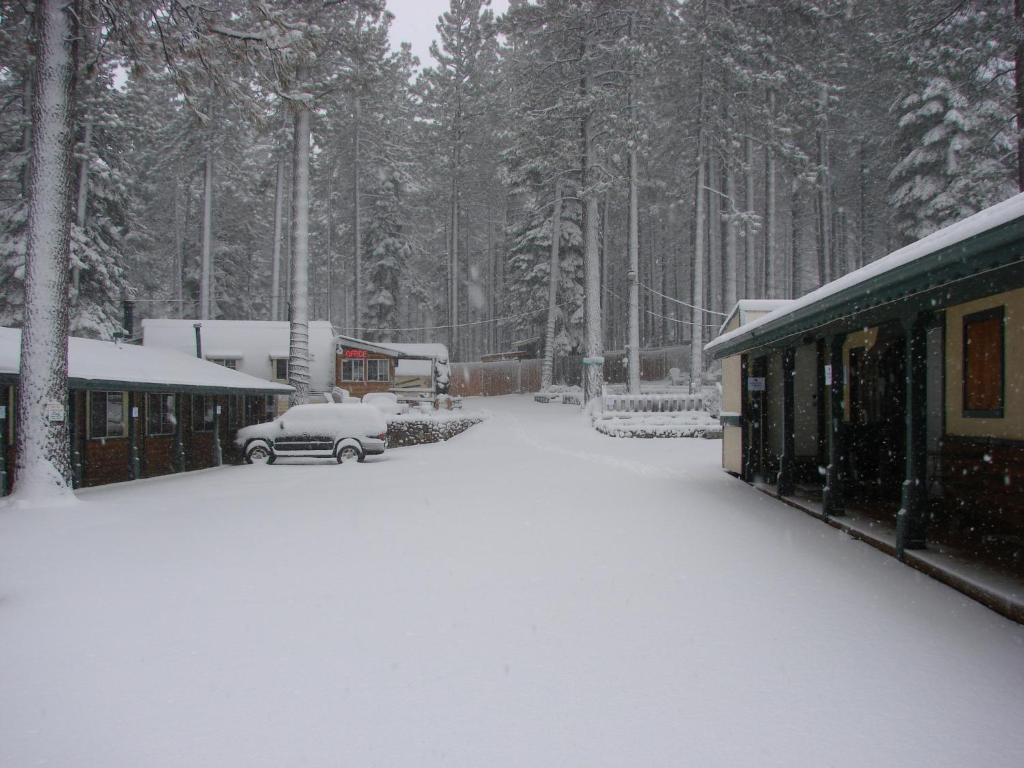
<box><xmin>706</xmin><ymin>192</ymin><xmax>1024</xmax><ymax>353</ymax></box>
<box><xmin>0</xmin><ymin>326</ymin><xmax>292</xmax><ymax>392</ymax></box>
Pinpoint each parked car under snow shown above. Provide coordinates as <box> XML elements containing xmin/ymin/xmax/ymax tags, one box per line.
<box><xmin>361</xmin><ymin>392</ymin><xmax>409</xmax><ymax>416</ymax></box>
<box><xmin>235</xmin><ymin>403</ymin><xmax>388</xmax><ymax>464</ymax></box>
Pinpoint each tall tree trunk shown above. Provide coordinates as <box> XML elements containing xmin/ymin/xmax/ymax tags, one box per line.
<box><xmin>15</xmin><ymin>0</ymin><xmax>77</xmax><ymax>498</ymax></box>
<box><xmin>288</xmin><ymin>100</ymin><xmax>312</xmax><ymax>405</ymax></box>
<box><xmin>71</xmin><ymin>119</ymin><xmax>91</xmax><ymax>306</ymax></box>
<box><xmin>174</xmin><ymin>180</ymin><xmax>185</xmax><ymax>319</ymax></box>
<box><xmin>540</xmin><ymin>179</ymin><xmax>563</xmax><ymax>392</ymax></box>
<box><xmin>582</xmin><ymin>52</ymin><xmax>603</xmax><ymax>403</ymax></box>
<box><xmin>816</xmin><ymin>84</ymin><xmax>832</xmax><ymax>286</ymax></box>
<box><xmin>449</xmin><ymin>174</ymin><xmax>459</xmax><ymax>361</ymax></box>
<box><xmin>724</xmin><ymin>143</ymin><xmax>738</xmax><ymax>315</ymax></box>
<box><xmin>707</xmin><ymin>150</ymin><xmax>721</xmax><ymax>317</ymax></box>
<box><xmin>743</xmin><ymin>133</ymin><xmax>755</xmax><ymax>299</ymax></box>
<box><xmin>1017</xmin><ymin>0</ymin><xmax>1024</xmax><ymax>191</ymax></box>
<box><xmin>764</xmin><ymin>87</ymin><xmax>777</xmax><ymax>299</ymax></box>
<box><xmin>628</xmin><ymin>147</ymin><xmax>641</xmax><ymax>393</ymax></box>
<box><xmin>858</xmin><ymin>140</ymin><xmax>867</xmax><ymax>270</ymax></box>
<box><xmin>70</xmin><ymin>13</ymin><xmax>94</xmax><ymax>308</ymax></box>
<box><xmin>352</xmin><ymin>96</ymin><xmax>362</xmax><ymax>330</ymax></box>
<box><xmin>691</xmin><ymin>135</ymin><xmax>707</xmax><ymax>393</ymax></box>
<box><xmin>271</xmin><ymin>153</ymin><xmax>285</xmax><ymax>321</ymax></box>
<box><xmin>200</xmin><ymin>149</ymin><xmax>213</xmax><ymax>320</ymax></box>
<box><xmin>21</xmin><ymin>60</ymin><xmax>34</xmax><ymax>197</ymax></box>
<box><xmin>601</xmin><ymin>191</ymin><xmax>609</xmax><ymax>347</ymax></box>
<box><xmin>326</xmin><ymin>156</ymin><xmax>334</xmax><ymax>324</ymax></box>
<box><xmin>791</xmin><ymin>176</ymin><xmax>801</xmax><ymax>298</ymax></box>
<box><xmin>487</xmin><ymin>202</ymin><xmax>495</xmax><ymax>354</ymax></box>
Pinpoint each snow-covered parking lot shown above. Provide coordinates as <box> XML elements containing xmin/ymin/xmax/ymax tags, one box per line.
<box><xmin>2</xmin><ymin>395</ymin><xmax>1023</xmax><ymax>767</ymax></box>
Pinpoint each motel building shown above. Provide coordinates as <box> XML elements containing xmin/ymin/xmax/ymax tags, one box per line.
<box><xmin>708</xmin><ymin>193</ymin><xmax>1024</xmax><ymax>622</ymax></box>
<box><xmin>0</xmin><ymin>327</ymin><xmax>291</xmax><ymax>495</ymax></box>
<box><xmin>142</xmin><ymin>320</ymin><xmax>450</xmax><ymax>408</ymax></box>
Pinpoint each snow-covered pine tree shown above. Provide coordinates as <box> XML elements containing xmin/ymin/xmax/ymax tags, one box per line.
<box><xmin>889</xmin><ymin>1</ymin><xmax>1018</xmax><ymax>243</ymax></box>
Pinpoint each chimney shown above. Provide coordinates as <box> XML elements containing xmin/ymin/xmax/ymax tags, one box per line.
<box><xmin>193</xmin><ymin>323</ymin><xmax>203</xmax><ymax>359</ymax></box>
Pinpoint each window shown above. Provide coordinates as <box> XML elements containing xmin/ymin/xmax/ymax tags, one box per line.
<box><xmin>208</xmin><ymin>358</ymin><xmax>238</xmax><ymax>370</ymax></box>
<box><xmin>146</xmin><ymin>393</ymin><xmax>176</xmax><ymax>435</ymax></box>
<box><xmin>272</xmin><ymin>358</ymin><xmax>288</xmax><ymax>381</ymax></box>
<box><xmin>89</xmin><ymin>391</ymin><xmax>127</xmax><ymax>439</ymax></box>
<box><xmin>963</xmin><ymin>306</ymin><xmax>1004</xmax><ymax>418</ymax></box>
<box><xmin>366</xmin><ymin>358</ymin><xmax>390</xmax><ymax>382</ymax></box>
<box><xmin>341</xmin><ymin>358</ymin><xmax>365</xmax><ymax>382</ymax></box>
<box><xmin>191</xmin><ymin>395</ymin><xmax>216</xmax><ymax>432</ymax></box>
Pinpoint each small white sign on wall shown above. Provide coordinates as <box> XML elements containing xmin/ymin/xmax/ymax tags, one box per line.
<box><xmin>824</xmin><ymin>364</ymin><xmax>833</xmax><ymax>386</ymax></box>
<box><xmin>747</xmin><ymin>376</ymin><xmax>766</xmax><ymax>392</ymax></box>
<box><xmin>132</xmin><ymin>406</ymin><xmax>139</xmax><ymax>418</ymax></box>
<box><xmin>216</xmin><ymin>405</ymin><xmax>222</xmax><ymax>415</ymax></box>
<box><xmin>45</xmin><ymin>401</ymin><xmax>64</xmax><ymax>423</ymax></box>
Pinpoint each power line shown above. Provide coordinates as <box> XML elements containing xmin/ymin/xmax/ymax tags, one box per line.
<box><xmin>638</xmin><ymin>282</ymin><xmax>728</xmax><ymax>317</ymax></box>
<box><xmin>339</xmin><ymin>300</ymin><xmax>576</xmax><ymax>335</ymax></box>
<box><xmin>598</xmin><ymin>286</ymin><xmax>720</xmax><ymax>327</ymax></box>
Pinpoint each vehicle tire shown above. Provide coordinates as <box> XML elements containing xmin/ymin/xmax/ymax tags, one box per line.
<box><xmin>336</xmin><ymin>445</ymin><xmax>362</xmax><ymax>464</ymax></box>
<box><xmin>246</xmin><ymin>443</ymin><xmax>274</xmax><ymax>465</ymax></box>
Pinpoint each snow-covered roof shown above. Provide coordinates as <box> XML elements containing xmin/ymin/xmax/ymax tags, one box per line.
<box><xmin>378</xmin><ymin>342</ymin><xmax>449</xmax><ymax>362</ymax></box>
<box><xmin>0</xmin><ymin>327</ymin><xmax>292</xmax><ymax>394</ymax></box>
<box><xmin>706</xmin><ymin>192</ymin><xmax>1024</xmax><ymax>357</ymax></box>
<box><xmin>717</xmin><ymin>299</ymin><xmax>795</xmax><ymax>336</ymax></box>
<box><xmin>142</xmin><ymin>319</ymin><xmax>336</xmax><ymax>391</ymax></box>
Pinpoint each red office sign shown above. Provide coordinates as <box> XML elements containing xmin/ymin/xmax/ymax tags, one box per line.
<box><xmin>343</xmin><ymin>348</ymin><xmax>368</xmax><ymax>359</ymax></box>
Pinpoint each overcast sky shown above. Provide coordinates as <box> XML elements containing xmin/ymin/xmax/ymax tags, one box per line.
<box><xmin>387</xmin><ymin>0</ymin><xmax>509</xmax><ymax>69</ymax></box>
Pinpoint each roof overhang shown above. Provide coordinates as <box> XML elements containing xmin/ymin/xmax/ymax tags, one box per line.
<box><xmin>706</xmin><ymin>214</ymin><xmax>1024</xmax><ymax>360</ymax></box>
<box><xmin>0</xmin><ymin>372</ymin><xmax>292</xmax><ymax>396</ymax></box>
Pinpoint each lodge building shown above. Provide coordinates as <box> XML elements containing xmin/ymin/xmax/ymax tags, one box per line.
<box><xmin>708</xmin><ymin>193</ymin><xmax>1024</xmax><ymax>621</ymax></box>
<box><xmin>0</xmin><ymin>327</ymin><xmax>291</xmax><ymax>495</ymax></box>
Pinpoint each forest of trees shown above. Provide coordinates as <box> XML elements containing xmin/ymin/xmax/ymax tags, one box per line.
<box><xmin>2</xmin><ymin>0</ymin><xmax>1021</xmax><ymax>368</ymax></box>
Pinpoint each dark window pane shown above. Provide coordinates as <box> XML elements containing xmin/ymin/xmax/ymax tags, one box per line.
<box><xmin>963</xmin><ymin>308</ymin><xmax>1003</xmax><ymax>416</ymax></box>
<box><xmin>106</xmin><ymin>392</ymin><xmax>125</xmax><ymax>437</ymax></box>
<box><xmin>90</xmin><ymin>392</ymin><xmax>106</xmax><ymax>438</ymax></box>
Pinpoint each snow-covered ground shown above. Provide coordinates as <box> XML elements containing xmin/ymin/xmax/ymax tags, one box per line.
<box><xmin>2</xmin><ymin>395</ymin><xmax>1023</xmax><ymax>767</ymax></box>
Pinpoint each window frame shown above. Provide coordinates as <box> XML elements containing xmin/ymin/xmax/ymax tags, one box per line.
<box><xmin>191</xmin><ymin>394</ymin><xmax>216</xmax><ymax>432</ymax></box>
<box><xmin>208</xmin><ymin>357</ymin><xmax>238</xmax><ymax>370</ymax></box>
<box><xmin>962</xmin><ymin>306</ymin><xmax>1005</xmax><ymax>419</ymax></box>
<box><xmin>366</xmin><ymin>358</ymin><xmax>390</xmax><ymax>382</ymax></box>
<box><xmin>341</xmin><ymin>358</ymin><xmax>365</xmax><ymax>382</ymax></box>
<box><xmin>88</xmin><ymin>390</ymin><xmax>128</xmax><ymax>440</ymax></box>
<box><xmin>146</xmin><ymin>393</ymin><xmax>176</xmax><ymax>436</ymax></box>
<box><xmin>272</xmin><ymin>357</ymin><xmax>288</xmax><ymax>381</ymax></box>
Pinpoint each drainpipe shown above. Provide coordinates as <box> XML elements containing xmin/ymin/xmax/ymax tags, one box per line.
<box><xmin>193</xmin><ymin>322</ymin><xmax>203</xmax><ymax>359</ymax></box>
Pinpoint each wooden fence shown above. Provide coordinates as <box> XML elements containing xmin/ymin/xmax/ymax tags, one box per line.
<box><xmin>450</xmin><ymin>344</ymin><xmax>693</xmax><ymax>397</ymax></box>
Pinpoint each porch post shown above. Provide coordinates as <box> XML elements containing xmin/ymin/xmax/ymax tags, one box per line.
<box><xmin>740</xmin><ymin>354</ymin><xmax>753</xmax><ymax>482</ymax></box>
<box><xmin>174</xmin><ymin>394</ymin><xmax>186</xmax><ymax>473</ymax></box>
<box><xmin>129</xmin><ymin>393</ymin><xmax>141</xmax><ymax>480</ymax></box>
<box><xmin>822</xmin><ymin>334</ymin><xmax>846</xmax><ymax>516</ymax></box>
<box><xmin>0</xmin><ymin>389</ymin><xmax>8</xmax><ymax>496</ymax></box>
<box><xmin>69</xmin><ymin>391</ymin><xmax>83</xmax><ymax>488</ymax></box>
<box><xmin>777</xmin><ymin>347</ymin><xmax>796</xmax><ymax>496</ymax></box>
<box><xmin>212</xmin><ymin>397</ymin><xmax>223</xmax><ymax>467</ymax></box>
<box><xmin>896</xmin><ymin>315</ymin><xmax>929</xmax><ymax>557</ymax></box>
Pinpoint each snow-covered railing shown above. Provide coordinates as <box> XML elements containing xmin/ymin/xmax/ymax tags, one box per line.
<box><xmin>602</xmin><ymin>393</ymin><xmax>705</xmax><ymax>413</ymax></box>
